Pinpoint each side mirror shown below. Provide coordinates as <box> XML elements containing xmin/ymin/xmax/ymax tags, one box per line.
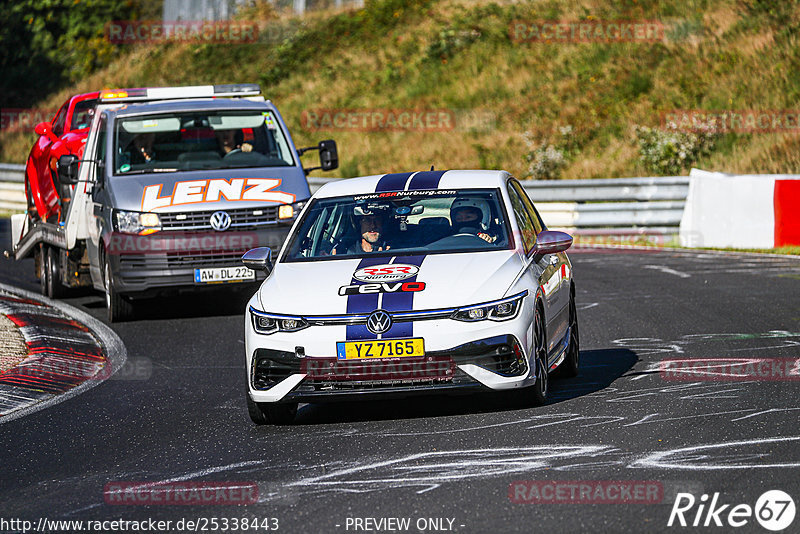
<box><xmin>35</xmin><ymin>121</ymin><xmax>58</xmax><ymax>142</ymax></box>
<box><xmin>533</xmin><ymin>230</ymin><xmax>573</xmax><ymax>255</ymax></box>
<box><xmin>318</xmin><ymin>139</ymin><xmax>338</xmax><ymax>171</ymax></box>
<box><xmin>299</xmin><ymin>139</ymin><xmax>338</xmax><ymax>174</ymax></box>
<box><xmin>56</xmin><ymin>154</ymin><xmax>80</xmax><ymax>185</ymax></box>
<box><xmin>34</xmin><ymin>122</ymin><xmax>51</xmax><ymax>136</ymax></box>
<box><xmin>242</xmin><ymin>247</ymin><xmax>273</xmax><ymax>273</ymax></box>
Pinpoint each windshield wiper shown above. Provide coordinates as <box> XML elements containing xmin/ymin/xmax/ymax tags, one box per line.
<box><xmin>117</xmin><ymin>168</ymin><xmax>179</xmax><ymax>175</ymax></box>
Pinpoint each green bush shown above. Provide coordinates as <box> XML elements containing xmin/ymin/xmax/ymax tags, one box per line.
<box><xmin>634</xmin><ymin>124</ymin><xmax>720</xmax><ymax>175</ymax></box>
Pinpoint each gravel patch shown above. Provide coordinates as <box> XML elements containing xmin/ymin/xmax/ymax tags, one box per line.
<box><xmin>0</xmin><ymin>314</ymin><xmax>28</xmax><ymax>373</ymax></box>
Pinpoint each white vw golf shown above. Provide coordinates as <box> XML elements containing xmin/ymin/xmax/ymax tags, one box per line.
<box><xmin>242</xmin><ymin>170</ymin><xmax>579</xmax><ymax>424</ymax></box>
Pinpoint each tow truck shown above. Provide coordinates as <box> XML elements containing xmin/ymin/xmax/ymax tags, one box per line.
<box><xmin>7</xmin><ymin>84</ymin><xmax>338</xmax><ymax>321</ymax></box>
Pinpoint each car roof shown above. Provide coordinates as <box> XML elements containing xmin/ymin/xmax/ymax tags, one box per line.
<box><xmin>314</xmin><ymin>170</ymin><xmax>512</xmax><ymax>198</ymax></box>
<box><xmin>105</xmin><ymin>98</ymin><xmax>274</xmax><ymax>118</ymax></box>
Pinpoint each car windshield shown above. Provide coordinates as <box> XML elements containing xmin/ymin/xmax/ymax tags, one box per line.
<box><xmin>113</xmin><ymin>110</ymin><xmax>294</xmax><ymax>174</ymax></box>
<box><xmin>283</xmin><ymin>188</ymin><xmax>512</xmax><ymax>262</ymax></box>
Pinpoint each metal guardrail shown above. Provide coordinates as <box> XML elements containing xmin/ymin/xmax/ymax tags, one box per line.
<box><xmin>310</xmin><ymin>175</ymin><xmax>690</xmax><ymax>234</ymax></box>
<box><xmin>2</xmin><ymin>168</ymin><xmax>689</xmax><ymax>234</ymax></box>
<box><xmin>0</xmin><ymin>164</ymin><xmax>26</xmax><ymax>212</ymax></box>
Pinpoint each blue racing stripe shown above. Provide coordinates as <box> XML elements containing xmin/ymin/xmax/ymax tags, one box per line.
<box><xmin>406</xmin><ymin>170</ymin><xmax>445</xmax><ymax>191</ymax></box>
<box><xmin>380</xmin><ymin>255</ymin><xmax>427</xmax><ymax>339</ymax></box>
<box><xmin>375</xmin><ymin>172</ymin><xmax>414</xmax><ymax>192</ymax></box>
<box><xmin>345</xmin><ymin>257</ymin><xmax>386</xmax><ymax>340</ymax></box>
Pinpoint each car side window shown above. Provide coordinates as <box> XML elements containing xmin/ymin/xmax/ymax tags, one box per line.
<box><xmin>511</xmin><ymin>179</ymin><xmax>545</xmax><ymax>234</ymax></box>
<box><xmin>51</xmin><ymin>103</ymin><xmax>68</xmax><ymax>137</ymax></box>
<box><xmin>70</xmin><ymin>99</ymin><xmax>98</xmax><ymax>130</ymax></box>
<box><xmin>507</xmin><ymin>184</ymin><xmax>537</xmax><ymax>254</ymax></box>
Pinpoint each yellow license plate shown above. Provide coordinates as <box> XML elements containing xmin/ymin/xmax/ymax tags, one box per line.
<box><xmin>336</xmin><ymin>338</ymin><xmax>425</xmax><ymax>360</ymax></box>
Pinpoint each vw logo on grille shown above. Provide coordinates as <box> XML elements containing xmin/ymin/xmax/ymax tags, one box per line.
<box><xmin>209</xmin><ymin>211</ymin><xmax>231</xmax><ymax>231</ymax></box>
<box><xmin>366</xmin><ymin>310</ymin><xmax>392</xmax><ymax>334</ymax></box>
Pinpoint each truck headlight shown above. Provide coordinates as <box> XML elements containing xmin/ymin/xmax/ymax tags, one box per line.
<box><xmin>114</xmin><ymin>210</ymin><xmax>162</xmax><ymax>235</ymax></box>
<box><xmin>250</xmin><ymin>307</ymin><xmax>309</xmax><ymax>335</ymax></box>
<box><xmin>278</xmin><ymin>200</ymin><xmax>307</xmax><ymax>221</ymax></box>
<box><xmin>452</xmin><ymin>290</ymin><xmax>527</xmax><ymax>322</ymax></box>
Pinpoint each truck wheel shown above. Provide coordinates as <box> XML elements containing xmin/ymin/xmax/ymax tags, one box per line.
<box><xmin>246</xmin><ymin>390</ymin><xmax>297</xmax><ymax>425</ymax></box>
<box><xmin>104</xmin><ymin>256</ymin><xmax>134</xmax><ymax>322</ymax></box>
<box><xmin>42</xmin><ymin>246</ymin><xmax>67</xmax><ymax>299</ymax></box>
<box><xmin>38</xmin><ymin>244</ymin><xmax>48</xmax><ymax>294</ymax></box>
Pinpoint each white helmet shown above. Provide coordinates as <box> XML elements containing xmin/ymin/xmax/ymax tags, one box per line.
<box><xmin>450</xmin><ymin>197</ymin><xmax>492</xmax><ymax>231</ymax></box>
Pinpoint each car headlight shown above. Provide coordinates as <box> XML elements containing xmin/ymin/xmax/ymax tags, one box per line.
<box><xmin>114</xmin><ymin>209</ymin><xmax>162</xmax><ymax>235</ymax></box>
<box><xmin>250</xmin><ymin>307</ymin><xmax>309</xmax><ymax>335</ymax></box>
<box><xmin>451</xmin><ymin>290</ymin><xmax>528</xmax><ymax>322</ymax></box>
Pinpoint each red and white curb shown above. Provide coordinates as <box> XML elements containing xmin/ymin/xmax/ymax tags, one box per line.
<box><xmin>0</xmin><ymin>283</ymin><xmax>126</xmax><ymax>423</ymax></box>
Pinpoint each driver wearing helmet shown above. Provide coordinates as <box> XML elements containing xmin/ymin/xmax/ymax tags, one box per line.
<box><xmin>450</xmin><ymin>197</ymin><xmax>497</xmax><ymax>243</ymax></box>
<box><xmin>332</xmin><ymin>210</ymin><xmax>391</xmax><ymax>255</ymax></box>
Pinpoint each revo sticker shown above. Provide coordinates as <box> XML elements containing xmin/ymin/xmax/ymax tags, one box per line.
<box><xmin>338</xmin><ymin>282</ymin><xmax>426</xmax><ymax>296</ymax></box>
<box><xmin>141</xmin><ymin>178</ymin><xmax>296</xmax><ymax>211</ymax></box>
<box><xmin>353</xmin><ymin>264</ymin><xmax>420</xmax><ymax>283</ymax></box>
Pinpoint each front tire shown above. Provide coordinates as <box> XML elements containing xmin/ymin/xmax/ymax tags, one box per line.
<box><xmin>246</xmin><ymin>391</ymin><xmax>297</xmax><ymax>425</ymax></box>
<box><xmin>104</xmin><ymin>255</ymin><xmax>134</xmax><ymax>322</ymax></box>
<box><xmin>556</xmin><ymin>292</ymin><xmax>580</xmax><ymax>378</ymax></box>
<box><xmin>530</xmin><ymin>305</ymin><xmax>549</xmax><ymax>406</ymax></box>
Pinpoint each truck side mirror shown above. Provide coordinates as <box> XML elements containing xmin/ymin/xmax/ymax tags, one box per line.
<box><xmin>318</xmin><ymin>139</ymin><xmax>338</xmax><ymax>171</ymax></box>
<box><xmin>242</xmin><ymin>247</ymin><xmax>273</xmax><ymax>273</ymax></box>
<box><xmin>57</xmin><ymin>154</ymin><xmax>80</xmax><ymax>185</ymax></box>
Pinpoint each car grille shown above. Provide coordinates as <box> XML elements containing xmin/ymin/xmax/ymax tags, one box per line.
<box><xmin>160</xmin><ymin>206</ymin><xmax>281</xmax><ymax>230</ymax></box>
<box><xmin>303</xmin><ymin>355</ymin><xmax>457</xmax><ymax>388</ymax></box>
<box><xmin>119</xmin><ymin>251</ymin><xmax>249</xmax><ymax>270</ymax></box>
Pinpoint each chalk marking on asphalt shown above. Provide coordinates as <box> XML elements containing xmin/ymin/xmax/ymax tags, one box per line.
<box><xmin>623</xmin><ymin>409</ymin><xmax>757</xmax><ymax>427</ymax></box>
<box><xmin>284</xmin><ymin>446</ymin><xmax>615</xmax><ymax>494</ymax></box>
<box><xmin>577</xmin><ymin>302</ymin><xmax>599</xmax><ymax>310</ymax></box>
<box><xmin>0</xmin><ymin>282</ymin><xmax>126</xmax><ymax>424</ymax></box>
<box><xmin>629</xmin><ymin>436</ymin><xmax>800</xmax><ymax>470</ymax></box>
<box><xmin>642</xmin><ymin>265</ymin><xmax>691</xmax><ymax>278</ymax></box>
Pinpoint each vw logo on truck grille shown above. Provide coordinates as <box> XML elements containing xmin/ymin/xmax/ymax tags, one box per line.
<box><xmin>209</xmin><ymin>211</ymin><xmax>231</xmax><ymax>231</ymax></box>
<box><xmin>366</xmin><ymin>310</ymin><xmax>392</xmax><ymax>334</ymax></box>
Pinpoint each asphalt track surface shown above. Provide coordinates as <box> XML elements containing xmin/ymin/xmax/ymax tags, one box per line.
<box><xmin>1</xmin><ymin>223</ymin><xmax>799</xmax><ymax>533</ymax></box>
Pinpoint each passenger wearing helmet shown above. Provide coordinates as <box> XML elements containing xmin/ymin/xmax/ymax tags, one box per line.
<box><xmin>450</xmin><ymin>197</ymin><xmax>497</xmax><ymax>243</ymax></box>
<box><xmin>332</xmin><ymin>211</ymin><xmax>391</xmax><ymax>255</ymax></box>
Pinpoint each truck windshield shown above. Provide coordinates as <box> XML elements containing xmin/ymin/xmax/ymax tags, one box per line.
<box><xmin>283</xmin><ymin>189</ymin><xmax>513</xmax><ymax>262</ymax></box>
<box><xmin>113</xmin><ymin>110</ymin><xmax>294</xmax><ymax>174</ymax></box>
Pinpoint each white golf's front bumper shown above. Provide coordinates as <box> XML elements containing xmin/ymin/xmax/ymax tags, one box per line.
<box><xmin>244</xmin><ymin>295</ymin><xmax>536</xmax><ymax>404</ymax></box>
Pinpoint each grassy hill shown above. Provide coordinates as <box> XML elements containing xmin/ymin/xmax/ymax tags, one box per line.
<box><xmin>2</xmin><ymin>0</ymin><xmax>800</xmax><ymax>179</ymax></box>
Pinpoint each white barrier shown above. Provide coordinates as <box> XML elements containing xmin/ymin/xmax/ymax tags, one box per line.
<box><xmin>680</xmin><ymin>169</ymin><xmax>800</xmax><ymax>248</ymax></box>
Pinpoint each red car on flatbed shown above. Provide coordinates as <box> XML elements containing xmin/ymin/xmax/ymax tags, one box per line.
<box><xmin>25</xmin><ymin>92</ymin><xmax>99</xmax><ymax>223</ymax></box>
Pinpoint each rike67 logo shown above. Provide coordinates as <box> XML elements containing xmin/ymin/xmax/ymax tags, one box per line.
<box><xmin>668</xmin><ymin>490</ymin><xmax>795</xmax><ymax>531</ymax></box>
